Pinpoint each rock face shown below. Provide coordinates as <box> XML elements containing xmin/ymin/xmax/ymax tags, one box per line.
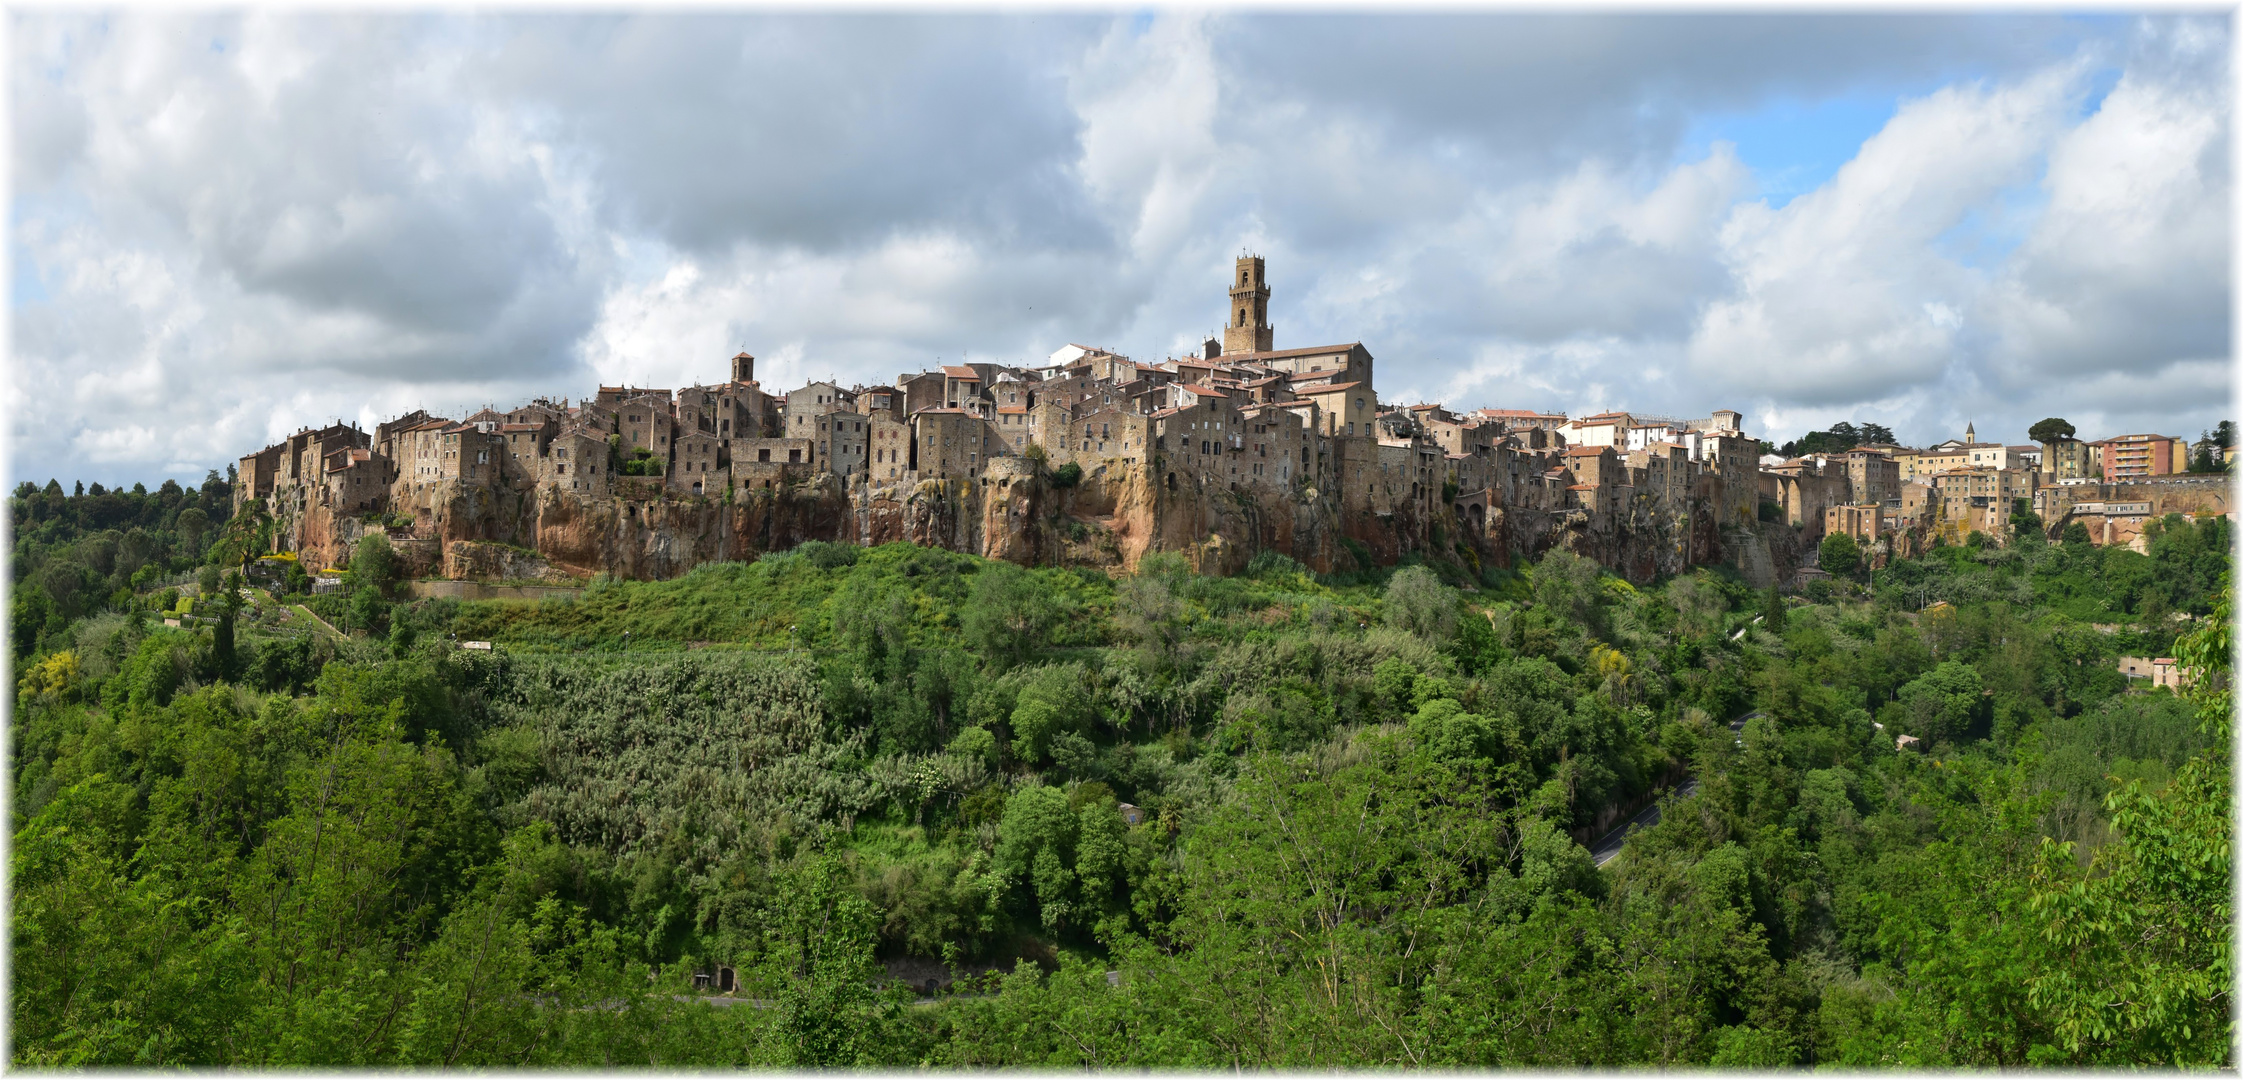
<box><xmin>443</xmin><ymin>540</ymin><xmax>579</xmax><ymax>585</ymax></box>
<box><xmin>279</xmin><ymin>460</ymin><xmax>1779</xmax><ymax>585</ymax></box>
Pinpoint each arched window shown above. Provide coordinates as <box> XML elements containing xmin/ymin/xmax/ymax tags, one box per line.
<box><xmin>1238</xmin><ymin>308</ymin><xmax>1247</xmax><ymax>327</ymax></box>
<box><xmin>1240</xmin><ymin>270</ymin><xmax>1249</xmax><ymax>285</ymax></box>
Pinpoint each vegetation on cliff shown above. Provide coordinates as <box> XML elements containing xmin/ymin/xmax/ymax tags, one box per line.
<box><xmin>8</xmin><ymin>477</ymin><xmax>2233</xmax><ymax>1067</ymax></box>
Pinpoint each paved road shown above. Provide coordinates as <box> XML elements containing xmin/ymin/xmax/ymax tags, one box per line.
<box><xmin>1589</xmin><ymin>710</ymin><xmax>1763</xmax><ymax>867</ymax></box>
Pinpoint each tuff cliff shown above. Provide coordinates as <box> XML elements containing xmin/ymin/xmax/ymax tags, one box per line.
<box><xmin>279</xmin><ymin>462</ymin><xmax>1762</xmax><ymax>586</ymax></box>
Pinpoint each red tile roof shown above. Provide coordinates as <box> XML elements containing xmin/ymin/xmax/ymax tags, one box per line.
<box><xmin>941</xmin><ymin>365</ymin><xmax>978</xmax><ymax>379</ymax></box>
<box><xmin>1224</xmin><ymin>342</ymin><xmax>1364</xmax><ymax>361</ymax></box>
<box><xmin>1296</xmin><ymin>382</ymin><xmax>1362</xmax><ymax>395</ymax></box>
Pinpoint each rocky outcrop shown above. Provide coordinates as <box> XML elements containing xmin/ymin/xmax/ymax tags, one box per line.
<box><xmin>276</xmin><ymin>460</ymin><xmax>1797</xmax><ymax>586</ymax></box>
<box><xmin>443</xmin><ymin>540</ymin><xmax>579</xmax><ymax>585</ymax></box>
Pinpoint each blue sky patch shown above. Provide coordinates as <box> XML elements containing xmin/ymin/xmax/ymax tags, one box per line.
<box><xmin>12</xmin><ymin>244</ymin><xmax>49</xmax><ymax>306</ymax></box>
<box><xmin>1682</xmin><ymin>91</ymin><xmax>1901</xmax><ymax>209</ymax></box>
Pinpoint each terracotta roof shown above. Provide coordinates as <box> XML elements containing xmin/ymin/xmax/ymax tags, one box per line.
<box><xmin>500</xmin><ymin>422</ymin><xmax>545</xmax><ymax>432</ymax></box>
<box><xmin>1562</xmin><ymin>445</ymin><xmax>1610</xmax><ymax>456</ymax></box>
<box><xmin>1224</xmin><ymin>342</ymin><xmax>1364</xmax><ymax>361</ymax></box>
<box><xmin>1577</xmin><ymin>412</ymin><xmax>1628</xmax><ymax>423</ymax></box>
<box><xmin>915</xmin><ymin>407</ymin><xmax>967</xmax><ymax>415</ymax></box>
<box><xmin>996</xmin><ymin>406</ymin><xmax>1027</xmax><ymax>415</ymax></box>
<box><xmin>1178</xmin><ymin>383</ymin><xmax>1229</xmax><ymax>397</ymax></box>
<box><xmin>1149</xmin><ymin>407</ymin><xmax>1182</xmax><ymax>419</ymax></box>
<box><xmin>1296</xmin><ymin>382</ymin><xmax>1362</xmax><ymax>395</ymax></box>
<box><xmin>941</xmin><ymin>365</ymin><xmax>979</xmax><ymax>379</ymax></box>
<box><xmin>1567</xmin><ymin>483</ymin><xmax>1596</xmax><ymax>490</ymax></box>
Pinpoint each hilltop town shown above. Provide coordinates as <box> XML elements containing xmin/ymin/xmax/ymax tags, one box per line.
<box><xmin>235</xmin><ymin>257</ymin><xmax>2232</xmax><ymax>587</ymax></box>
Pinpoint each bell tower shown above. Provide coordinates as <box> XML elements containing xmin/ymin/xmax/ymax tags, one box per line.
<box><xmin>1223</xmin><ymin>255</ymin><xmax>1273</xmax><ymax>355</ymax></box>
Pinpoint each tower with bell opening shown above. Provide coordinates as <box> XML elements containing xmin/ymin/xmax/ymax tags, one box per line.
<box><xmin>1223</xmin><ymin>255</ymin><xmax>1274</xmax><ymax>356</ymax></box>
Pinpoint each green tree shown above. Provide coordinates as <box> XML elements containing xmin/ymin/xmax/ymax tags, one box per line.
<box><xmin>1532</xmin><ymin>548</ymin><xmax>1607</xmax><ymax>635</ymax></box>
<box><xmin>213</xmin><ymin>570</ymin><xmax>244</xmax><ymax>679</ymax></box>
<box><xmin>350</xmin><ymin>585</ymin><xmax>390</xmax><ymax>636</ymax></box>
<box><xmin>960</xmin><ymin>561</ymin><xmax>1058</xmax><ymax>667</ymax></box>
<box><xmin>174</xmin><ymin>506</ymin><xmax>209</xmax><ymax>556</ymax></box>
<box><xmin>1818</xmin><ymin>532</ymin><xmax>1861</xmax><ymax>581</ymax></box>
<box><xmin>2024</xmin><ymin>586</ymin><xmax>2232</xmax><ymax>1065</ymax></box>
<box><xmin>2010</xmin><ymin>498</ymin><xmax>2043</xmax><ymax>541</ymax></box>
<box><xmin>1894</xmin><ymin>659</ymin><xmax>1985</xmax><ymax>743</ymax></box>
<box><xmin>348</xmin><ymin>533</ymin><xmax>401</xmax><ymax>598</ymax></box>
<box><xmin>1761</xmin><ymin>583</ymin><xmax>1786</xmax><ymax>634</ymax></box>
<box><xmin>760</xmin><ymin>852</ymin><xmax>902</xmax><ymax>1066</ymax></box>
<box><xmin>1008</xmin><ymin>663</ymin><xmax>1094</xmax><ymax>764</ymax></box>
<box><xmin>1384</xmin><ymin>565</ymin><xmax>1457</xmax><ymax>641</ymax></box>
<box><xmin>996</xmin><ymin>785</ymin><xmax>1081</xmax><ymax>930</ymax></box>
<box><xmin>2029</xmin><ymin>417</ymin><xmax>2077</xmax><ymax>444</ymax></box>
<box><xmin>1115</xmin><ymin>553</ymin><xmax>1188</xmax><ymax>671</ymax></box>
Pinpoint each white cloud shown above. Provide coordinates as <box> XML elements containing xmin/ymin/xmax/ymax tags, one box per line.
<box><xmin>1687</xmin><ymin>66</ymin><xmax>2080</xmax><ymax>408</ymax></box>
<box><xmin>6</xmin><ymin>12</ymin><xmax>2229</xmax><ymax>486</ymax></box>
<box><xmin>1986</xmin><ymin>40</ymin><xmax>2228</xmax><ymax>383</ymax></box>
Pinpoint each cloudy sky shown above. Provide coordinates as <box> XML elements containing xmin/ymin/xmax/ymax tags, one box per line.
<box><xmin>8</xmin><ymin>10</ymin><xmax>2232</xmax><ymax>488</ymax></box>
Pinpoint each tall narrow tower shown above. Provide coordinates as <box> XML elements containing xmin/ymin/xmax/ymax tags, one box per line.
<box><xmin>1223</xmin><ymin>255</ymin><xmax>1273</xmax><ymax>355</ymax></box>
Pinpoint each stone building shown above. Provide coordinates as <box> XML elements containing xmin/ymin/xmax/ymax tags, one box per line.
<box><xmin>868</xmin><ymin>415</ymin><xmax>913</xmax><ymax>481</ymax></box>
<box><xmin>615</xmin><ymin>394</ymin><xmax>674</xmax><ymax>458</ymax></box>
<box><xmin>671</xmin><ymin>429</ymin><xmax>724</xmax><ymax>495</ymax></box>
<box><xmin>913</xmin><ymin>409</ymin><xmax>1001</xmax><ymax>479</ymax></box>
<box><xmin>810</xmin><ymin>409</ymin><xmax>872</xmax><ymax>479</ymax></box>
<box><xmin>1824</xmin><ymin>504</ymin><xmax>1883</xmax><ymax>546</ymax></box>
<box><xmin>239</xmin><ymin>253</ymin><xmax>1796</xmax><ymax>585</ymax></box>
<box><xmin>1840</xmin><ymin>449</ymin><xmax>1901</xmax><ymax>507</ymax></box>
